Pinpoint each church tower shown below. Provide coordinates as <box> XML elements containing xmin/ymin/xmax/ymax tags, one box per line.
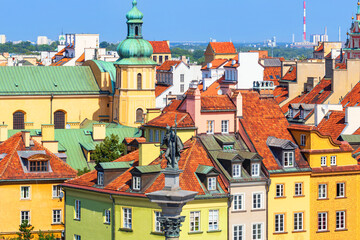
<box><xmin>113</xmin><ymin>0</ymin><xmax>157</xmax><ymax>127</ymax></box>
<box><xmin>344</xmin><ymin>1</ymin><xmax>360</xmax><ymax>60</ymax></box>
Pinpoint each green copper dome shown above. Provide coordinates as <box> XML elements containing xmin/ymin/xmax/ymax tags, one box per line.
<box><xmin>126</xmin><ymin>0</ymin><xmax>144</xmax><ymax>23</ymax></box>
<box><xmin>117</xmin><ymin>39</ymin><xmax>153</xmax><ymax>59</ymax></box>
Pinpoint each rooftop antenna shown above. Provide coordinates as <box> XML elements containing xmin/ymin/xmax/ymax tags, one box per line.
<box><xmin>303</xmin><ymin>0</ymin><xmax>307</xmax><ymax>42</ymax></box>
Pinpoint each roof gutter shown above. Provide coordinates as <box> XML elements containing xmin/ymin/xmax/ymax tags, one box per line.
<box><xmin>0</xmin><ymin>178</ymin><xmax>72</xmax><ymax>183</ymax></box>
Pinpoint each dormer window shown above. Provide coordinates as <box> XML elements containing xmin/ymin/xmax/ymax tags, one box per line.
<box><xmin>132</xmin><ymin>176</ymin><xmax>141</xmax><ymax>191</ymax></box>
<box><xmin>288</xmin><ymin>109</ymin><xmax>293</xmax><ymax>118</ymax></box>
<box><xmin>29</xmin><ymin>160</ymin><xmax>48</xmax><ymax>172</ymax></box>
<box><xmin>251</xmin><ymin>164</ymin><xmax>260</xmax><ymax>177</ymax></box>
<box><xmin>97</xmin><ymin>172</ymin><xmax>104</xmax><ymax>186</ymax></box>
<box><xmin>207</xmin><ymin>177</ymin><xmax>217</xmax><ymax>191</ymax></box>
<box><xmin>299</xmin><ymin>110</ymin><xmax>304</xmax><ymax>119</ymax></box>
<box><xmin>232</xmin><ymin>164</ymin><xmax>241</xmax><ymax>178</ymax></box>
<box><xmin>223</xmin><ymin>144</ymin><xmax>234</xmax><ymax>151</ymax></box>
<box><xmin>283</xmin><ymin>152</ymin><xmax>294</xmax><ymax>167</ymax></box>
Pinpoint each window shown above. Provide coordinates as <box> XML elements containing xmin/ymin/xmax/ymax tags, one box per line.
<box><xmin>294</xmin><ymin>212</ymin><xmax>303</xmax><ymax>231</ymax></box>
<box><xmin>208</xmin><ymin>210</ymin><xmax>219</xmax><ymax>231</ymax></box>
<box><xmin>149</xmin><ymin>129</ymin><xmax>153</xmax><ymax>142</ymax></box>
<box><xmin>75</xmin><ymin>200</ymin><xmax>81</xmax><ymax>220</ymax></box>
<box><xmin>207</xmin><ymin>177</ymin><xmax>217</xmax><ymax>191</ymax></box>
<box><xmin>13</xmin><ymin>111</ymin><xmax>25</xmax><ymax>129</ymax></box>
<box><xmin>294</xmin><ymin>183</ymin><xmax>303</xmax><ymax>196</ymax></box>
<box><xmin>160</xmin><ymin>131</ymin><xmax>165</xmax><ymax>142</ymax></box>
<box><xmin>74</xmin><ymin>235</ymin><xmax>81</xmax><ymax>240</ymax></box>
<box><xmin>180</xmin><ymin>84</ymin><xmax>184</xmax><ymax>93</ymax></box>
<box><xmin>336</xmin><ymin>211</ymin><xmax>345</xmax><ymax>230</ymax></box>
<box><xmin>29</xmin><ymin>160</ymin><xmax>48</xmax><ymax>172</ymax></box>
<box><xmin>154</xmin><ymin>211</ymin><xmax>162</xmax><ymax>232</ymax></box>
<box><xmin>233</xmin><ymin>164</ymin><xmax>241</xmax><ymax>178</ymax></box>
<box><xmin>233</xmin><ymin>225</ymin><xmax>244</xmax><ymax>240</ymax></box>
<box><xmin>288</xmin><ymin>109</ymin><xmax>293</xmax><ymax>118</ymax></box>
<box><xmin>252</xmin><ymin>193</ymin><xmax>263</xmax><ymax>209</ymax></box>
<box><xmin>54</xmin><ymin>111</ymin><xmax>66</xmax><ymax>129</ymax></box>
<box><xmin>53</xmin><ymin>210</ymin><xmax>61</xmax><ymax>224</ymax></box>
<box><xmin>207</xmin><ymin>120</ymin><xmax>214</xmax><ymax>134</ymax></box>
<box><xmin>155</xmin><ymin>130</ymin><xmax>159</xmax><ymax>142</ymax></box>
<box><xmin>137</xmin><ymin>73</ymin><xmax>142</xmax><ymax>90</ymax></box>
<box><xmin>21</xmin><ymin>186</ymin><xmax>30</xmax><ymax>200</ymax></box>
<box><xmin>97</xmin><ymin>172</ymin><xmax>104</xmax><ymax>186</ymax></box>
<box><xmin>331</xmin><ymin>156</ymin><xmax>337</xmax><ymax>166</ymax></box>
<box><xmin>153</xmin><ymin>56</ymin><xmax>157</xmax><ymax>62</ymax></box>
<box><xmin>221</xmin><ymin>120</ymin><xmax>229</xmax><ymax>134</ymax></box>
<box><xmin>233</xmin><ymin>194</ymin><xmax>244</xmax><ymax>211</ymax></box>
<box><xmin>135</xmin><ymin>26</ymin><xmax>139</xmax><ymax>36</ymax></box>
<box><xmin>159</xmin><ymin>56</ymin><xmax>163</xmax><ymax>64</ymax></box>
<box><xmin>318</xmin><ymin>184</ymin><xmax>327</xmax><ymax>199</ymax></box>
<box><xmin>276</xmin><ymin>184</ymin><xmax>284</xmax><ymax>197</ymax></box>
<box><xmin>223</xmin><ymin>144</ymin><xmax>234</xmax><ymax>151</ymax></box>
<box><xmin>190</xmin><ymin>211</ymin><xmax>200</xmax><ymax>232</ymax></box>
<box><xmin>123</xmin><ymin>208</ymin><xmax>132</xmax><ymax>229</ymax></box>
<box><xmin>318</xmin><ymin>212</ymin><xmax>327</xmax><ymax>231</ymax></box>
<box><xmin>275</xmin><ymin>214</ymin><xmax>284</xmax><ymax>233</ymax></box>
<box><xmin>180</xmin><ymin>74</ymin><xmax>185</xmax><ymax>82</ymax></box>
<box><xmin>53</xmin><ymin>185</ymin><xmax>61</xmax><ymax>198</ymax></box>
<box><xmin>252</xmin><ymin>223</ymin><xmax>262</xmax><ymax>240</ymax></box>
<box><xmin>283</xmin><ymin>152</ymin><xmax>294</xmax><ymax>167</ymax></box>
<box><xmin>300</xmin><ymin>134</ymin><xmax>306</xmax><ymax>146</ymax></box>
<box><xmin>21</xmin><ymin>211</ymin><xmax>30</xmax><ymax>224</ymax></box>
<box><xmin>251</xmin><ymin>164</ymin><xmax>260</xmax><ymax>177</ymax></box>
<box><xmin>299</xmin><ymin>110</ymin><xmax>304</xmax><ymax>119</ymax></box>
<box><xmin>133</xmin><ymin>176</ymin><xmax>141</xmax><ymax>191</ymax></box>
<box><xmin>105</xmin><ymin>209</ymin><xmax>111</xmax><ymax>224</ymax></box>
<box><xmin>321</xmin><ymin>156</ymin><xmax>327</xmax><ymax>166</ymax></box>
<box><xmin>165</xmin><ymin>56</ymin><xmax>169</xmax><ymax>61</ymax></box>
<box><xmin>336</xmin><ymin>183</ymin><xmax>345</xmax><ymax>198</ymax></box>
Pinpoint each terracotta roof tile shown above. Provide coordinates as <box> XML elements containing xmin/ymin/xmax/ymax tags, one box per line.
<box><xmin>281</xmin><ymin>66</ymin><xmax>297</xmax><ymax>81</ymax></box>
<box><xmin>145</xmin><ymin>111</ymin><xmax>195</xmax><ymax>128</ymax></box>
<box><xmin>263</xmin><ymin>66</ymin><xmax>281</xmax><ymax>85</ymax></box>
<box><xmin>50</xmin><ymin>58</ymin><xmax>72</xmax><ymax>66</ymax></box>
<box><xmin>201</xmin><ymin>59</ymin><xmax>228</xmax><ymax>70</ymax></box>
<box><xmin>312</xmin><ymin>165</ymin><xmax>360</xmax><ymax>173</ymax></box>
<box><xmin>341</xmin><ymin>81</ymin><xmax>360</xmax><ymax>107</ymax></box>
<box><xmin>149</xmin><ymin>41</ymin><xmax>171</xmax><ymax>54</ymax></box>
<box><xmin>0</xmin><ymin>133</ymin><xmax>77</xmax><ymax>181</ymax></box>
<box><xmin>201</xmin><ymin>95</ymin><xmax>236</xmax><ymax>111</ymax></box>
<box><xmin>124</xmin><ymin>137</ymin><xmax>146</xmax><ymax>145</ymax></box>
<box><xmin>163</xmin><ymin>100</ymin><xmax>182</xmax><ymax>113</ymax></box>
<box><xmin>316</xmin><ymin>111</ymin><xmax>345</xmax><ymax>142</ymax></box>
<box><xmin>273</xmin><ymin>86</ymin><xmax>288</xmax><ymax>104</ymax></box>
<box><xmin>76</xmin><ymin>53</ymin><xmax>85</xmax><ymax>63</ymax></box>
<box><xmin>155</xmin><ymin>84</ymin><xmax>171</xmax><ymax>97</ymax></box>
<box><xmin>335</xmin><ymin>63</ymin><xmax>347</xmax><ymax>69</ymax></box>
<box><xmin>201</xmin><ymin>77</ymin><xmax>222</xmax><ymax>96</ymax></box>
<box><xmin>210</xmin><ymin>42</ymin><xmax>236</xmax><ymax>54</ymax></box>
<box><xmin>224</xmin><ymin>55</ymin><xmax>239</xmax><ymax>68</ymax></box>
<box><xmin>314</xmin><ymin>43</ymin><xmax>324</xmax><ymax>53</ymax></box>
<box><xmin>157</xmin><ymin>60</ymin><xmax>182</xmax><ymax>71</ymax></box>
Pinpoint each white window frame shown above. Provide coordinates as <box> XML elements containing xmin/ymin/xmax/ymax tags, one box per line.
<box><xmin>149</xmin><ymin>129</ymin><xmax>154</xmax><ymax>142</ymax></box>
<box><xmin>207</xmin><ymin>177</ymin><xmax>217</xmax><ymax>191</ymax></box>
<box><xmin>336</xmin><ymin>183</ymin><xmax>345</xmax><ymax>198</ymax></box>
<box><xmin>288</xmin><ymin>109</ymin><xmax>293</xmax><ymax>118</ymax></box>
<box><xmin>321</xmin><ymin>156</ymin><xmax>327</xmax><ymax>167</ymax></box>
<box><xmin>208</xmin><ymin>210</ymin><xmax>219</xmax><ymax>231</ymax></box>
<box><xmin>251</xmin><ymin>163</ymin><xmax>260</xmax><ymax>177</ymax></box>
<box><xmin>275</xmin><ymin>214</ymin><xmax>284</xmax><ymax>233</ymax></box>
<box><xmin>221</xmin><ymin>120</ymin><xmax>229</xmax><ymax>134</ymax></box>
<box><xmin>190</xmin><ymin>211</ymin><xmax>201</xmax><ymax>232</ymax></box>
<box><xmin>123</xmin><ymin>208</ymin><xmax>132</xmax><ymax>229</ymax></box>
<box><xmin>276</xmin><ymin>184</ymin><xmax>284</xmax><ymax>197</ymax></box>
<box><xmin>20</xmin><ymin>186</ymin><xmax>30</xmax><ymax>200</ymax></box>
<box><xmin>252</xmin><ymin>223</ymin><xmax>263</xmax><ymax>240</ymax></box>
<box><xmin>330</xmin><ymin>156</ymin><xmax>337</xmax><ymax>166</ymax></box>
<box><xmin>283</xmin><ymin>151</ymin><xmax>294</xmax><ymax>167</ymax></box>
<box><xmin>233</xmin><ymin>194</ymin><xmax>245</xmax><ymax>211</ymax></box>
<box><xmin>252</xmin><ymin>192</ymin><xmax>263</xmax><ymax>210</ymax></box>
<box><xmin>105</xmin><ymin>209</ymin><xmax>111</xmax><ymax>224</ymax></box>
<box><xmin>232</xmin><ymin>164</ymin><xmax>241</xmax><ymax>178</ymax></box>
<box><xmin>300</xmin><ymin>134</ymin><xmax>306</xmax><ymax>146</ymax></box>
<box><xmin>52</xmin><ymin>185</ymin><xmax>61</xmax><ymax>198</ymax></box>
<box><xmin>132</xmin><ymin>176</ymin><xmax>141</xmax><ymax>191</ymax></box>
<box><xmin>74</xmin><ymin>235</ymin><xmax>81</xmax><ymax>240</ymax></box>
<box><xmin>207</xmin><ymin>120</ymin><xmax>214</xmax><ymax>134</ymax></box>
<box><xmin>318</xmin><ymin>184</ymin><xmax>327</xmax><ymax>199</ymax></box>
<box><xmin>75</xmin><ymin>200</ymin><xmax>81</xmax><ymax>220</ymax></box>
<box><xmin>20</xmin><ymin>210</ymin><xmax>30</xmax><ymax>224</ymax></box>
<box><xmin>233</xmin><ymin>224</ymin><xmax>244</xmax><ymax>240</ymax></box>
<box><xmin>294</xmin><ymin>183</ymin><xmax>303</xmax><ymax>196</ymax></box>
<box><xmin>97</xmin><ymin>172</ymin><xmax>104</xmax><ymax>186</ymax></box>
<box><xmin>318</xmin><ymin>212</ymin><xmax>327</xmax><ymax>231</ymax></box>
<box><xmin>294</xmin><ymin>212</ymin><xmax>303</xmax><ymax>231</ymax></box>
<box><xmin>180</xmin><ymin>74</ymin><xmax>185</xmax><ymax>83</ymax></box>
<box><xmin>154</xmin><ymin>211</ymin><xmax>162</xmax><ymax>232</ymax></box>
<box><xmin>336</xmin><ymin>211</ymin><xmax>345</xmax><ymax>230</ymax></box>
<box><xmin>52</xmin><ymin>209</ymin><xmax>62</xmax><ymax>224</ymax></box>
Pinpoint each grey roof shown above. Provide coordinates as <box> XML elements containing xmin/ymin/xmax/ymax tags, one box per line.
<box><xmin>266</xmin><ymin>136</ymin><xmax>298</xmax><ymax>150</ymax></box>
<box><xmin>17</xmin><ymin>150</ymin><xmax>46</xmax><ymax>159</ymax></box>
<box><xmin>261</xmin><ymin>58</ymin><xmax>282</xmax><ymax>67</ymax></box>
<box><xmin>340</xmin><ymin>134</ymin><xmax>360</xmax><ymax>144</ymax></box>
<box><xmin>300</xmin><ymin>104</ymin><xmax>315</xmax><ymax>111</ymax></box>
<box><xmin>99</xmin><ymin>162</ymin><xmax>133</xmax><ymax>170</ymax></box>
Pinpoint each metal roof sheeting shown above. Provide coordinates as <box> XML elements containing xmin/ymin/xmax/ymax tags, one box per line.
<box><xmin>135</xmin><ymin>164</ymin><xmax>161</xmax><ymax>173</ymax></box>
<box><xmin>99</xmin><ymin>161</ymin><xmax>133</xmax><ymax>170</ymax></box>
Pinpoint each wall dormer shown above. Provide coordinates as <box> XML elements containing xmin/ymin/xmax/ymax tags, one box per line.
<box><xmin>195</xmin><ymin>165</ymin><xmax>220</xmax><ymax>192</ymax></box>
<box><xmin>267</xmin><ymin>136</ymin><xmax>297</xmax><ymax>168</ymax></box>
<box><xmin>129</xmin><ymin>164</ymin><xmax>162</xmax><ymax>192</ymax></box>
<box><xmin>95</xmin><ymin>161</ymin><xmax>133</xmax><ymax>186</ymax></box>
<box><xmin>18</xmin><ymin>151</ymin><xmax>52</xmax><ymax>173</ymax></box>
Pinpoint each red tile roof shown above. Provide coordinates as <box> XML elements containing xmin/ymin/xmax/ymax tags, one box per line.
<box><xmin>50</xmin><ymin>58</ymin><xmax>72</xmax><ymax>66</ymax></box>
<box><xmin>123</xmin><ymin>137</ymin><xmax>146</xmax><ymax>145</ymax></box>
<box><xmin>263</xmin><ymin>66</ymin><xmax>282</xmax><ymax>85</ymax></box>
<box><xmin>224</xmin><ymin>55</ymin><xmax>239</xmax><ymax>68</ymax></box>
<box><xmin>273</xmin><ymin>86</ymin><xmax>288</xmax><ymax>104</ymax></box>
<box><xmin>145</xmin><ymin>111</ymin><xmax>195</xmax><ymax>128</ymax></box>
<box><xmin>53</xmin><ymin>48</ymin><xmax>66</xmax><ymax>59</ymax></box>
<box><xmin>155</xmin><ymin>84</ymin><xmax>171</xmax><ymax>97</ymax></box>
<box><xmin>201</xmin><ymin>95</ymin><xmax>236</xmax><ymax>111</ymax></box>
<box><xmin>149</xmin><ymin>41</ymin><xmax>171</xmax><ymax>54</ymax></box>
<box><xmin>239</xmin><ymin>90</ymin><xmax>309</xmax><ymax>170</ymax></box>
<box><xmin>281</xmin><ymin>66</ymin><xmax>297</xmax><ymax>81</ymax></box>
<box><xmin>312</xmin><ymin>165</ymin><xmax>360</xmax><ymax>173</ymax></box>
<box><xmin>335</xmin><ymin>63</ymin><xmax>347</xmax><ymax>69</ymax></box>
<box><xmin>314</xmin><ymin>43</ymin><xmax>324</xmax><ymax>52</ymax></box>
<box><xmin>341</xmin><ymin>81</ymin><xmax>360</xmax><ymax>107</ymax></box>
<box><xmin>157</xmin><ymin>60</ymin><xmax>182</xmax><ymax>71</ymax></box>
<box><xmin>210</xmin><ymin>42</ymin><xmax>236</xmax><ymax>54</ymax></box>
<box><xmin>163</xmin><ymin>99</ymin><xmax>182</xmax><ymax>113</ymax></box>
<box><xmin>65</xmin><ymin>138</ymin><xmax>228</xmax><ymax>196</ymax></box>
<box><xmin>0</xmin><ymin>133</ymin><xmax>77</xmax><ymax>181</ymax></box>
<box><xmin>76</xmin><ymin>53</ymin><xmax>85</xmax><ymax>63</ymax></box>
<box><xmin>201</xmin><ymin>59</ymin><xmax>228</xmax><ymax>70</ymax></box>
<box><xmin>201</xmin><ymin>78</ymin><xmax>222</xmax><ymax>96</ymax></box>
<box><xmin>316</xmin><ymin>110</ymin><xmax>345</xmax><ymax>142</ymax></box>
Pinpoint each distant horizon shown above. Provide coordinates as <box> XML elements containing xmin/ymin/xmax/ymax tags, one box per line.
<box><xmin>1</xmin><ymin>0</ymin><xmax>358</xmax><ymax>43</ymax></box>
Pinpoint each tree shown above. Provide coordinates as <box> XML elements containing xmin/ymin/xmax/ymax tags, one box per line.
<box><xmin>17</xmin><ymin>221</ymin><xmax>33</xmax><ymax>240</ymax></box>
<box><xmin>38</xmin><ymin>231</ymin><xmax>55</xmax><ymax>240</ymax></box>
<box><xmin>91</xmin><ymin>134</ymin><xmax>125</xmax><ymax>164</ymax></box>
<box><xmin>77</xmin><ymin>167</ymin><xmax>91</xmax><ymax>176</ymax></box>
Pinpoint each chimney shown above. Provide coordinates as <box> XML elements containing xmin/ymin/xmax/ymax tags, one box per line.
<box><xmin>93</xmin><ymin>123</ymin><xmax>106</xmax><ymax>141</ymax></box>
<box><xmin>186</xmin><ymin>87</ymin><xmax>201</xmax><ymax>124</ymax></box>
<box><xmin>22</xmin><ymin>131</ymin><xmax>30</xmax><ymax>148</ymax></box>
<box><xmin>343</xmin><ymin>107</ymin><xmax>360</xmax><ymax>135</ymax></box>
<box><xmin>0</xmin><ymin>125</ymin><xmax>7</xmax><ymax>142</ymax></box>
<box><xmin>207</xmin><ymin>62</ymin><xmax>212</xmax><ymax>69</ymax></box>
<box><xmin>139</xmin><ymin>143</ymin><xmax>160</xmax><ymax>166</ymax></box>
<box><xmin>41</xmin><ymin>124</ymin><xmax>58</xmax><ymax>153</ymax></box>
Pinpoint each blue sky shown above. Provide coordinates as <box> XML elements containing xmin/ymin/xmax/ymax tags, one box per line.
<box><xmin>2</xmin><ymin>0</ymin><xmax>358</xmax><ymax>43</ymax></box>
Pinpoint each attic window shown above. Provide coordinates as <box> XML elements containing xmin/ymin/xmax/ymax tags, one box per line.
<box><xmin>29</xmin><ymin>160</ymin><xmax>48</xmax><ymax>172</ymax></box>
<box><xmin>97</xmin><ymin>172</ymin><xmax>104</xmax><ymax>186</ymax></box>
<box><xmin>283</xmin><ymin>152</ymin><xmax>294</xmax><ymax>167</ymax></box>
<box><xmin>223</xmin><ymin>144</ymin><xmax>234</xmax><ymax>151</ymax></box>
<box><xmin>270</xmin><ymin>75</ymin><xmax>274</xmax><ymax>79</ymax></box>
<box><xmin>288</xmin><ymin>109</ymin><xmax>293</xmax><ymax>118</ymax></box>
<box><xmin>232</xmin><ymin>164</ymin><xmax>241</xmax><ymax>178</ymax></box>
<box><xmin>207</xmin><ymin>177</ymin><xmax>217</xmax><ymax>191</ymax></box>
<box><xmin>132</xmin><ymin>176</ymin><xmax>141</xmax><ymax>191</ymax></box>
<box><xmin>276</xmin><ymin>75</ymin><xmax>280</xmax><ymax>79</ymax></box>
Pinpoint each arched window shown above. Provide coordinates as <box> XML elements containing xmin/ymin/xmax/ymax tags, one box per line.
<box><xmin>13</xmin><ymin>111</ymin><xmax>25</xmax><ymax>130</ymax></box>
<box><xmin>54</xmin><ymin>111</ymin><xmax>66</xmax><ymax>129</ymax></box>
<box><xmin>137</xmin><ymin>73</ymin><xmax>142</xmax><ymax>90</ymax></box>
<box><xmin>136</xmin><ymin>108</ymin><xmax>144</xmax><ymax>123</ymax></box>
<box><xmin>135</xmin><ymin>26</ymin><xmax>139</xmax><ymax>36</ymax></box>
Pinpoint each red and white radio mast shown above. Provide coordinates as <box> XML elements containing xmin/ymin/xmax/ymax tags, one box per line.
<box><xmin>303</xmin><ymin>0</ymin><xmax>307</xmax><ymax>42</ymax></box>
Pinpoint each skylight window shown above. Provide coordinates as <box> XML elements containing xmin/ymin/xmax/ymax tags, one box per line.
<box><xmin>270</xmin><ymin>75</ymin><xmax>274</xmax><ymax>79</ymax></box>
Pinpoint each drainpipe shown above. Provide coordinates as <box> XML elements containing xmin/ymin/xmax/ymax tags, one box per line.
<box><xmin>266</xmin><ymin>178</ymin><xmax>271</xmax><ymax>240</ymax></box>
<box><xmin>110</xmin><ymin>194</ymin><xmax>115</xmax><ymax>240</ymax></box>
<box><xmin>50</xmin><ymin>94</ymin><xmax>54</xmax><ymax>124</ymax></box>
<box><xmin>227</xmin><ymin>193</ymin><xmax>233</xmax><ymax>240</ymax></box>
